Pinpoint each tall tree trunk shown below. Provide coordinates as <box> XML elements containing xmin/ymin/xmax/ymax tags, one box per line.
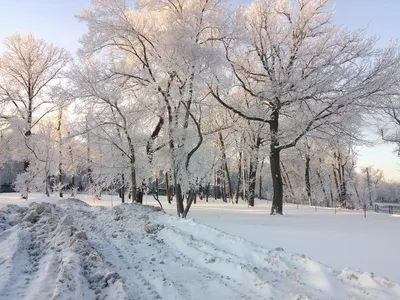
<box><xmin>45</xmin><ymin>173</ymin><xmax>50</xmax><ymax>197</ymax></box>
<box><xmin>259</xmin><ymin>159</ymin><xmax>264</xmax><ymax>200</ymax></box>
<box><xmin>248</xmin><ymin>157</ymin><xmax>258</xmax><ymax>207</ymax></box>
<box><xmin>243</xmin><ymin>154</ymin><xmax>249</xmax><ymax>202</ymax></box>
<box><xmin>305</xmin><ymin>153</ymin><xmax>311</xmax><ymax>206</ymax></box>
<box><xmin>130</xmin><ymin>157</ymin><xmax>137</xmax><ymax>203</ymax></box>
<box><xmin>329</xmin><ymin>174</ymin><xmax>335</xmax><ymax>209</ymax></box>
<box><xmin>214</xmin><ymin>170</ymin><xmax>221</xmax><ymax>199</ymax></box>
<box><xmin>334</xmin><ymin>152</ymin><xmax>348</xmax><ymax>208</ymax></box>
<box><xmin>155</xmin><ymin>176</ymin><xmax>159</xmax><ymax>204</ymax></box>
<box><xmin>22</xmin><ymin>95</ymin><xmax>33</xmax><ymax>199</ymax></box>
<box><xmin>213</xmin><ymin>171</ymin><xmax>218</xmax><ymax>200</ymax></box>
<box><xmin>235</xmin><ymin>151</ymin><xmax>242</xmax><ymax>203</ymax></box>
<box><xmin>165</xmin><ymin>172</ymin><xmax>171</xmax><ymax>204</ymax></box>
<box><xmin>340</xmin><ymin>163</ymin><xmax>347</xmax><ymax>207</ymax></box>
<box><xmin>121</xmin><ymin>174</ymin><xmax>125</xmax><ymax>203</ymax></box>
<box><xmin>175</xmin><ymin>181</ymin><xmax>184</xmax><ymax>217</ymax></box>
<box><xmin>332</xmin><ymin>164</ymin><xmax>340</xmax><ymax>201</ymax></box>
<box><xmin>146</xmin><ymin>117</ymin><xmax>164</xmax><ymax>164</ymax></box>
<box><xmin>219</xmin><ymin>132</ymin><xmax>233</xmax><ymax>203</ymax></box>
<box><xmin>270</xmin><ymin>148</ymin><xmax>283</xmax><ymax>214</ymax></box>
<box><xmin>205</xmin><ymin>182</ymin><xmax>210</xmax><ymax>202</ymax></box>
<box><xmin>57</xmin><ymin>107</ymin><xmax>63</xmax><ymax>198</ymax></box>
<box><xmin>71</xmin><ymin>175</ymin><xmax>76</xmax><ymax>197</ymax></box>
<box><xmin>270</xmin><ymin>111</ymin><xmax>283</xmax><ymax>215</ymax></box>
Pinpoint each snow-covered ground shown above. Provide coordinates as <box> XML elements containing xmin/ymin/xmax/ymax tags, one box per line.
<box><xmin>0</xmin><ymin>193</ymin><xmax>399</xmax><ymax>299</ymax></box>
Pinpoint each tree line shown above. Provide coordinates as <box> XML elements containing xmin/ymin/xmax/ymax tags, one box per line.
<box><xmin>1</xmin><ymin>0</ymin><xmax>400</xmax><ymax>217</ymax></box>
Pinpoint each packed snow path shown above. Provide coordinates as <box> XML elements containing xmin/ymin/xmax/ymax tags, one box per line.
<box><xmin>0</xmin><ymin>200</ymin><xmax>399</xmax><ymax>300</ymax></box>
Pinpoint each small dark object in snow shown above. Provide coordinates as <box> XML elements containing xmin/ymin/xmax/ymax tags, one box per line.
<box><xmin>206</xmin><ymin>258</ymin><xmax>216</xmax><ymax>264</ymax></box>
<box><xmin>159</xmin><ymin>261</ymin><xmax>165</xmax><ymax>264</ymax></box>
<box><xmin>151</xmin><ymin>257</ymin><xmax>156</xmax><ymax>262</ymax></box>
<box><xmin>274</xmin><ymin>247</ymin><xmax>284</xmax><ymax>252</ymax></box>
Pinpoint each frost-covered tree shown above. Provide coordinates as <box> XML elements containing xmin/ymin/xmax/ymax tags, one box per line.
<box><xmin>0</xmin><ymin>33</ymin><xmax>69</xmax><ymax>198</ymax></box>
<box><xmin>78</xmin><ymin>0</ymin><xmax>229</xmax><ymax>217</ymax></box>
<box><xmin>210</xmin><ymin>0</ymin><xmax>400</xmax><ymax>214</ymax></box>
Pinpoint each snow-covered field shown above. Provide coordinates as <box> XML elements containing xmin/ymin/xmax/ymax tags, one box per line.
<box><xmin>0</xmin><ymin>193</ymin><xmax>399</xmax><ymax>299</ymax></box>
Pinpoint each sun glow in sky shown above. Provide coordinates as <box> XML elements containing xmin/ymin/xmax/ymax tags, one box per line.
<box><xmin>1</xmin><ymin>0</ymin><xmax>400</xmax><ymax>181</ymax></box>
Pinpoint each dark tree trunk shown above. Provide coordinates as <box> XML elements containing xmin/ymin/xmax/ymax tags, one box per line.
<box><xmin>340</xmin><ymin>164</ymin><xmax>347</xmax><ymax>207</ymax></box>
<box><xmin>22</xmin><ymin>132</ymin><xmax>31</xmax><ymax>199</ymax></box>
<box><xmin>120</xmin><ymin>174</ymin><xmax>125</xmax><ymax>203</ymax></box>
<box><xmin>71</xmin><ymin>175</ymin><xmax>76</xmax><ymax>197</ymax></box>
<box><xmin>155</xmin><ymin>177</ymin><xmax>159</xmax><ymax>204</ymax></box>
<box><xmin>182</xmin><ymin>190</ymin><xmax>195</xmax><ymax>218</ymax></box>
<box><xmin>248</xmin><ymin>158</ymin><xmax>257</xmax><ymax>207</ymax></box>
<box><xmin>335</xmin><ymin>152</ymin><xmax>347</xmax><ymax>207</ymax></box>
<box><xmin>329</xmin><ymin>174</ymin><xmax>335</xmax><ymax>208</ymax></box>
<box><xmin>146</xmin><ymin>117</ymin><xmax>164</xmax><ymax>164</ymax></box>
<box><xmin>235</xmin><ymin>151</ymin><xmax>242</xmax><ymax>203</ymax></box>
<box><xmin>205</xmin><ymin>182</ymin><xmax>210</xmax><ymax>202</ymax></box>
<box><xmin>219</xmin><ymin>132</ymin><xmax>233</xmax><ymax>203</ymax></box>
<box><xmin>332</xmin><ymin>164</ymin><xmax>340</xmax><ymax>201</ymax></box>
<box><xmin>130</xmin><ymin>157</ymin><xmax>137</xmax><ymax>203</ymax></box>
<box><xmin>270</xmin><ymin>147</ymin><xmax>283</xmax><ymax>214</ymax></box>
<box><xmin>57</xmin><ymin>107</ymin><xmax>63</xmax><ymax>198</ymax></box>
<box><xmin>136</xmin><ymin>188</ymin><xmax>143</xmax><ymax>204</ymax></box>
<box><xmin>214</xmin><ymin>171</ymin><xmax>221</xmax><ymax>199</ymax></box>
<box><xmin>243</xmin><ymin>156</ymin><xmax>249</xmax><ymax>201</ymax></box>
<box><xmin>58</xmin><ymin>173</ymin><xmax>63</xmax><ymax>198</ymax></box>
<box><xmin>165</xmin><ymin>172</ymin><xmax>171</xmax><ymax>204</ymax></box>
<box><xmin>45</xmin><ymin>173</ymin><xmax>50</xmax><ymax>197</ymax></box>
<box><xmin>305</xmin><ymin>153</ymin><xmax>311</xmax><ymax>206</ymax></box>
<box><xmin>270</xmin><ymin>111</ymin><xmax>283</xmax><ymax>215</ymax></box>
<box><xmin>175</xmin><ymin>182</ymin><xmax>184</xmax><ymax>217</ymax></box>
<box><xmin>259</xmin><ymin>159</ymin><xmax>264</xmax><ymax>200</ymax></box>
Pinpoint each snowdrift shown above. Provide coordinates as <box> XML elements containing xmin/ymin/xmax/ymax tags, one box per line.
<box><xmin>0</xmin><ymin>199</ymin><xmax>399</xmax><ymax>300</ymax></box>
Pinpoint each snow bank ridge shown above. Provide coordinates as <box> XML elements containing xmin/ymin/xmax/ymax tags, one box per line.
<box><xmin>0</xmin><ymin>199</ymin><xmax>399</xmax><ymax>300</ymax></box>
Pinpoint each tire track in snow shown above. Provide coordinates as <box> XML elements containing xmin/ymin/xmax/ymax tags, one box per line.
<box><xmin>77</xmin><ymin>206</ymin><xmax>251</xmax><ymax>299</ymax></box>
<box><xmin>1</xmin><ymin>200</ymin><xmax>399</xmax><ymax>300</ymax></box>
<box><xmin>73</xmin><ymin>207</ymin><xmax>164</xmax><ymax>300</ymax></box>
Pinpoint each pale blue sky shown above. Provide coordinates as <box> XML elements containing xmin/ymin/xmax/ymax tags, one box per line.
<box><xmin>1</xmin><ymin>0</ymin><xmax>399</xmax><ymax>181</ymax></box>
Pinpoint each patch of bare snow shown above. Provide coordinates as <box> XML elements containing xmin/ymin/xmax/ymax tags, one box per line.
<box><xmin>0</xmin><ymin>199</ymin><xmax>399</xmax><ymax>299</ymax></box>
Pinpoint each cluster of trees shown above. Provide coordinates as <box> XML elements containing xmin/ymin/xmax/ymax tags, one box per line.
<box><xmin>1</xmin><ymin>0</ymin><xmax>400</xmax><ymax>217</ymax></box>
